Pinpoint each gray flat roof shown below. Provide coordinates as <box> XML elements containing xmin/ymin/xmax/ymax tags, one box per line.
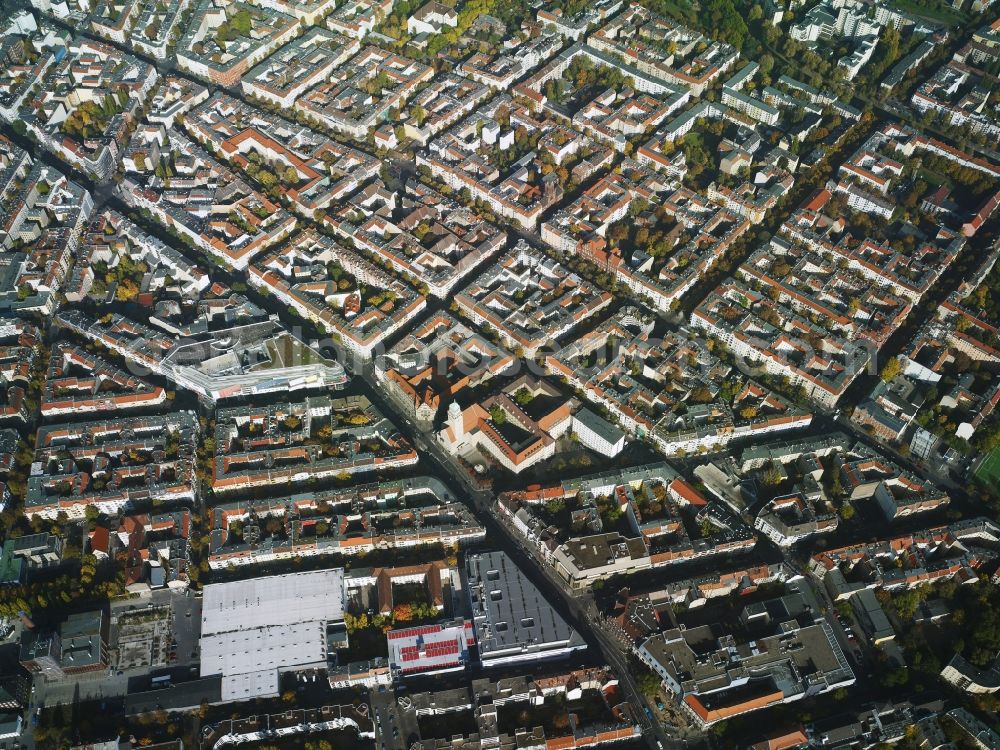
<box><xmin>466</xmin><ymin>550</ymin><xmax>584</xmax><ymax>660</ymax></box>
<box><xmin>125</xmin><ymin>677</ymin><xmax>223</xmax><ymax>714</ymax></box>
<box><xmin>573</xmin><ymin>408</ymin><xmax>625</xmax><ymax>445</ymax></box>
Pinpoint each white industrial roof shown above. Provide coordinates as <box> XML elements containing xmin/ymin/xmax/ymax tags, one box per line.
<box><xmin>200</xmin><ymin>621</ymin><xmax>328</xmax><ymax>678</ymax></box>
<box><xmin>199</xmin><ymin>569</ymin><xmax>346</xmax><ymax>701</ymax></box>
<box><xmin>222</xmin><ymin>669</ymin><xmax>280</xmax><ymax>702</ymax></box>
<box><xmin>201</xmin><ymin>569</ymin><xmax>345</xmax><ymax>635</ymax></box>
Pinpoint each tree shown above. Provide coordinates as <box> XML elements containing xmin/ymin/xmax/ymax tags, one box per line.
<box><xmin>543</xmin><ymin>78</ymin><xmax>564</xmax><ymax>103</ymax></box>
<box><xmin>230</xmin><ymin>9</ymin><xmax>253</xmax><ymax>35</ymax></box>
<box><xmin>257</xmin><ymin>170</ymin><xmax>278</xmax><ymax>189</ymax></box>
<box><xmin>393</xmin><ymin>603</ymin><xmax>413</xmax><ymax>622</ymax></box>
<box><xmin>704</xmin><ymin>0</ymin><xmax>748</xmax><ymax>49</ymax></box>
<box><xmin>880</xmin><ymin>357</ymin><xmax>902</xmax><ymax>383</ymax></box>
<box><xmin>689</xmin><ymin>386</ymin><xmax>713</xmax><ymax>403</ymax></box>
<box><xmin>116</xmin><ymin>279</ymin><xmax>140</xmax><ymax>302</ymax></box>
<box><xmin>881</xmin><ymin>25</ymin><xmax>900</xmax><ymax>65</ymax></box>
<box><xmin>880</xmin><ymin>667</ymin><xmax>909</xmax><ymax>688</ymax></box>
<box><xmin>635</xmin><ymin>667</ymin><xmax>661</xmax><ymax>698</ymax></box>
<box><xmin>760</xmin><ymin>462</ymin><xmax>783</xmax><ymax>486</ymax></box>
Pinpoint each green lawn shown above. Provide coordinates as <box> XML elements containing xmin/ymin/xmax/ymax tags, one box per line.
<box><xmin>916</xmin><ymin>167</ymin><xmax>953</xmax><ymax>190</ymax></box>
<box><xmin>261</xmin><ymin>335</ymin><xmax>330</xmax><ymax>369</ymax></box>
<box><xmin>889</xmin><ymin>0</ymin><xmax>967</xmax><ymax>26</ymax></box>
<box><xmin>975</xmin><ymin>447</ymin><xmax>1000</xmax><ymax>486</ymax></box>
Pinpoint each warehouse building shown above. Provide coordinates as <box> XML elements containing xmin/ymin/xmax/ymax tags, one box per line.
<box><xmin>199</xmin><ymin>569</ymin><xmax>347</xmax><ymax>701</ymax></box>
<box><xmin>466</xmin><ymin>550</ymin><xmax>586</xmax><ymax>666</ymax></box>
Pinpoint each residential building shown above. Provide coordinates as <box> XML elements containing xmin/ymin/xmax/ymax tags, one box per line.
<box><xmin>439</xmin><ymin>376</ymin><xmax>572</xmax><ymax>474</ymax></box>
<box><xmin>460</xmin><ymin>33</ymin><xmax>563</xmax><ymax>90</ymax></box>
<box><xmin>130</xmin><ymin>0</ymin><xmax>193</xmax><ymax>59</ymax></box>
<box><xmin>119</xmin><ymin>128</ymin><xmax>297</xmax><ymax>269</ymax></box>
<box><xmin>418</xmin><ymin>96</ymin><xmax>614</xmax><ymax>229</ymax></box>
<box><xmin>241</xmin><ymin>28</ymin><xmax>360</xmax><ymax>109</ymax></box>
<box><xmin>19</xmin><ymin>38</ymin><xmax>157</xmax><ymax>180</ymax></box>
<box><xmin>406</xmin><ymin>1</ymin><xmax>457</xmax><ymax>36</ymax></box>
<box><xmin>691</xmin><ymin>281</ymin><xmax>870</xmax><ymax>409</ymax></box>
<box><xmin>455</xmin><ymin>241</ymin><xmax>612</xmax><ymax>356</ymax></box>
<box><xmin>249</xmin><ymin>228</ymin><xmax>426</xmax><ymax>358</ymax></box>
<box><xmin>212</xmin><ymin>396</ymin><xmax>416</xmax><ymax>494</ymax></box>
<box><xmin>326</xmin><ymin>0</ymin><xmax>394</xmax><ymax>39</ymax></box>
<box><xmin>296</xmin><ymin>46</ymin><xmax>433</xmax><ymax>140</ymax></box>
<box><xmin>638</xmin><ymin>609</ymin><xmax>853</xmax><ymax>727</ymax></box>
<box><xmin>536</xmin><ymin>0</ymin><xmax>622</xmax><ymax>40</ymax></box>
<box><xmin>941</xmin><ymin>654</ymin><xmax>1000</xmax><ymax>693</ymax></box>
<box><xmin>811</xmin><ymin>517</ymin><xmax>1000</xmax><ymax>599</ymax></box>
<box><xmin>323</xmin><ymin>179</ymin><xmax>505</xmax><ymax>298</ymax></box>
<box><xmin>754</xmin><ymin>492</ymin><xmax>838</xmax><ymax>547</ymax></box>
<box><xmin>0</xmin><ymin>160</ymin><xmax>93</xmax><ymax>315</ymax></box>
<box><xmin>375</xmin><ymin>312</ymin><xmax>514</xmax><ymax>424</ymax></box>
<box><xmin>182</xmin><ymin>92</ymin><xmax>380</xmax><ymax>216</ymax></box>
<box><xmin>20</xmin><ymin>610</ymin><xmax>109</xmax><ymax>679</ymax></box>
<box><xmin>572</xmin><ymin>408</ymin><xmax>626</xmax><ymax>458</ymax></box>
<box><xmin>587</xmin><ymin>6</ymin><xmax>738</xmax><ymax>98</ymax></box>
<box><xmin>176</xmin><ymin>0</ymin><xmax>299</xmax><ymax>88</ymax></box>
<box><xmin>501</xmin><ymin>464</ymin><xmax>756</xmax><ymax>589</ymax></box>
<box><xmin>207</xmin><ymin>478</ymin><xmax>485</xmax><ymax>568</ymax></box>
<box><xmin>25</xmin><ymin>412</ymin><xmax>197</xmax><ymax>518</ymax></box>
<box><xmin>402</xmin><ymin>74</ymin><xmax>491</xmax><ymax>146</ymax></box>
